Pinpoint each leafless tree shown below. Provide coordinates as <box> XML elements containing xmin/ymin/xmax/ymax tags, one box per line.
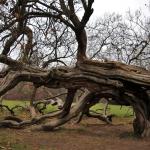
<box><xmin>0</xmin><ymin>0</ymin><xmax>150</xmax><ymax>137</ymax></box>
<box><xmin>87</xmin><ymin>12</ymin><xmax>150</xmax><ymax>69</ymax></box>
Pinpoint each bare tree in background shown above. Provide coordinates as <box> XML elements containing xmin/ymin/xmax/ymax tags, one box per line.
<box><xmin>87</xmin><ymin>12</ymin><xmax>150</xmax><ymax>69</ymax></box>
<box><xmin>0</xmin><ymin>0</ymin><xmax>150</xmax><ymax>137</ymax></box>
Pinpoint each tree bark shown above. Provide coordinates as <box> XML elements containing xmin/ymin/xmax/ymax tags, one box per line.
<box><xmin>29</xmin><ymin>85</ymin><xmax>38</xmax><ymax>118</ymax></box>
<box><xmin>0</xmin><ymin>56</ymin><xmax>150</xmax><ymax>137</ymax></box>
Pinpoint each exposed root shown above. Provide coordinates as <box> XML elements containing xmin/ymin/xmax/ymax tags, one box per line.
<box><xmin>75</xmin><ymin>109</ymin><xmax>113</xmax><ymax>124</ymax></box>
<box><xmin>4</xmin><ymin>116</ymin><xmax>23</xmax><ymax>123</ymax></box>
<box><xmin>41</xmin><ymin>91</ymin><xmax>91</xmax><ymax>131</ymax></box>
<box><xmin>86</xmin><ymin>112</ymin><xmax>113</xmax><ymax>124</ymax></box>
<box><xmin>0</xmin><ymin>104</ymin><xmax>15</xmax><ymax>115</ymax></box>
<box><xmin>0</xmin><ymin>110</ymin><xmax>62</xmax><ymax>129</ymax></box>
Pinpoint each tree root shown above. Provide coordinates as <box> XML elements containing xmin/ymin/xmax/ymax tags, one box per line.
<box><xmin>4</xmin><ymin>116</ymin><xmax>23</xmax><ymax>123</ymax></box>
<box><xmin>0</xmin><ymin>104</ymin><xmax>15</xmax><ymax>115</ymax></box>
<box><xmin>86</xmin><ymin>112</ymin><xmax>113</xmax><ymax>124</ymax></box>
<box><xmin>41</xmin><ymin>92</ymin><xmax>98</xmax><ymax>131</ymax></box>
<box><xmin>75</xmin><ymin>109</ymin><xmax>113</xmax><ymax>124</ymax></box>
<box><xmin>0</xmin><ymin>110</ymin><xmax>62</xmax><ymax>129</ymax></box>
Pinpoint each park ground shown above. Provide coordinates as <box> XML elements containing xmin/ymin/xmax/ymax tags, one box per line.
<box><xmin>0</xmin><ymin>117</ymin><xmax>150</xmax><ymax>150</ymax></box>
<box><xmin>0</xmin><ymin>101</ymin><xmax>150</xmax><ymax>150</ymax></box>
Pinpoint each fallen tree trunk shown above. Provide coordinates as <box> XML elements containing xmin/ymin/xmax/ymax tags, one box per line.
<box><xmin>0</xmin><ymin>56</ymin><xmax>150</xmax><ymax>137</ymax></box>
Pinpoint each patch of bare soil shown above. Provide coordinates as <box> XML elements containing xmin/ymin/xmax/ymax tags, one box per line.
<box><xmin>0</xmin><ymin>117</ymin><xmax>150</xmax><ymax>150</ymax></box>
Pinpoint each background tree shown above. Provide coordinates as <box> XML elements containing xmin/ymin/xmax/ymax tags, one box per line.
<box><xmin>87</xmin><ymin>12</ymin><xmax>150</xmax><ymax>69</ymax></box>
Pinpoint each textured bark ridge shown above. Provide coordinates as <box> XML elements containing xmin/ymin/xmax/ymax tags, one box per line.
<box><xmin>0</xmin><ymin>56</ymin><xmax>150</xmax><ymax>137</ymax></box>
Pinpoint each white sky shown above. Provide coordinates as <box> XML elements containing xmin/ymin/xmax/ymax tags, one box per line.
<box><xmin>92</xmin><ymin>0</ymin><xmax>149</xmax><ymax>18</ymax></box>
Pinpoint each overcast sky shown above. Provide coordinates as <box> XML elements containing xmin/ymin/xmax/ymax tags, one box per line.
<box><xmin>92</xmin><ymin>0</ymin><xmax>149</xmax><ymax>18</ymax></box>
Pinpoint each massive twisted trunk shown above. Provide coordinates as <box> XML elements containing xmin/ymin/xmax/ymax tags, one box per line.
<box><xmin>0</xmin><ymin>55</ymin><xmax>150</xmax><ymax>137</ymax></box>
<box><xmin>124</xmin><ymin>92</ymin><xmax>150</xmax><ymax>137</ymax></box>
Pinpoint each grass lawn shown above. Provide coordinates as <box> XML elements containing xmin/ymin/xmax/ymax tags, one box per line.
<box><xmin>1</xmin><ymin>100</ymin><xmax>133</xmax><ymax>117</ymax></box>
<box><xmin>2</xmin><ymin>100</ymin><xmax>30</xmax><ymax>108</ymax></box>
<box><xmin>91</xmin><ymin>103</ymin><xmax>133</xmax><ymax>117</ymax></box>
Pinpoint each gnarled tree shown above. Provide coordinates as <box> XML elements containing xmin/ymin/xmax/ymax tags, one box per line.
<box><xmin>0</xmin><ymin>0</ymin><xmax>150</xmax><ymax>137</ymax></box>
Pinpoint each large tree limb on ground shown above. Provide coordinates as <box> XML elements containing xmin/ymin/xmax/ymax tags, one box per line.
<box><xmin>0</xmin><ymin>57</ymin><xmax>150</xmax><ymax>136</ymax></box>
<box><xmin>0</xmin><ymin>110</ymin><xmax>62</xmax><ymax>129</ymax></box>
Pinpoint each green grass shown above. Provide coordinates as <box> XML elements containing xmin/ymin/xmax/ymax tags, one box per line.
<box><xmin>2</xmin><ymin>100</ymin><xmax>29</xmax><ymax>108</ymax></box>
<box><xmin>91</xmin><ymin>103</ymin><xmax>133</xmax><ymax>117</ymax></box>
<box><xmin>36</xmin><ymin>103</ymin><xmax>58</xmax><ymax>113</ymax></box>
<box><xmin>1</xmin><ymin>100</ymin><xmax>58</xmax><ymax>115</ymax></box>
<box><xmin>1</xmin><ymin>100</ymin><xmax>133</xmax><ymax>117</ymax></box>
